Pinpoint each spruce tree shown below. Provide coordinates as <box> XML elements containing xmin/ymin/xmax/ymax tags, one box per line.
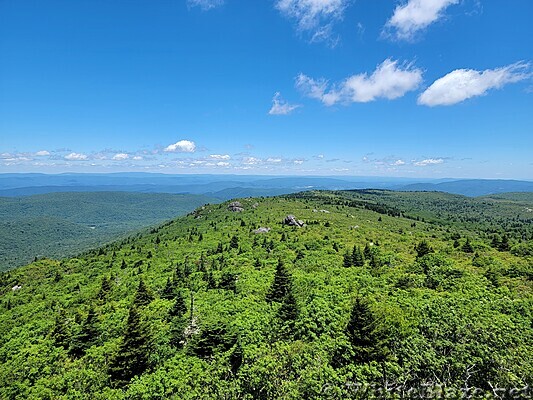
<box><xmin>51</xmin><ymin>309</ymin><xmax>69</xmax><ymax>350</ymax></box>
<box><xmin>276</xmin><ymin>290</ymin><xmax>298</xmax><ymax>337</ymax></box>
<box><xmin>345</xmin><ymin>298</ymin><xmax>385</xmax><ymax>363</ymax></box>
<box><xmin>109</xmin><ymin>305</ymin><xmax>150</xmax><ymax>386</ymax></box>
<box><xmin>266</xmin><ymin>259</ymin><xmax>291</xmax><ymax>303</ymax></box>
<box><xmin>133</xmin><ymin>279</ymin><xmax>154</xmax><ymax>308</ymax></box>
<box><xmin>161</xmin><ymin>277</ymin><xmax>176</xmax><ymax>300</ymax></box>
<box><xmin>415</xmin><ymin>240</ymin><xmax>433</xmax><ymax>259</ymax></box>
<box><xmin>168</xmin><ymin>291</ymin><xmax>187</xmax><ymax>319</ymax></box>
<box><xmin>462</xmin><ymin>238</ymin><xmax>474</xmax><ymax>253</ymax></box>
<box><xmin>69</xmin><ymin>306</ymin><xmax>98</xmax><ymax>358</ymax></box>
<box><xmin>97</xmin><ymin>276</ymin><xmax>112</xmax><ymax>300</ymax></box>
<box><xmin>363</xmin><ymin>243</ymin><xmax>372</xmax><ymax>260</ymax></box>
<box><xmin>498</xmin><ymin>235</ymin><xmax>510</xmax><ymax>252</ymax></box>
<box><xmin>352</xmin><ymin>246</ymin><xmax>365</xmax><ymax>267</ymax></box>
<box><xmin>230</xmin><ymin>235</ymin><xmax>239</xmax><ymax>249</ymax></box>
<box><xmin>343</xmin><ymin>251</ymin><xmax>353</xmax><ymax>268</ymax></box>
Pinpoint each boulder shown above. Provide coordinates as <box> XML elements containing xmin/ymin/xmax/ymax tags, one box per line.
<box><xmin>228</xmin><ymin>201</ymin><xmax>244</xmax><ymax>212</ymax></box>
<box><xmin>254</xmin><ymin>227</ymin><xmax>271</xmax><ymax>234</ymax></box>
<box><xmin>282</xmin><ymin>215</ymin><xmax>305</xmax><ymax>227</ymax></box>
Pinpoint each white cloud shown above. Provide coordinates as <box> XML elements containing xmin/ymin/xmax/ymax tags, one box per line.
<box><xmin>385</xmin><ymin>0</ymin><xmax>460</xmax><ymax>41</ymax></box>
<box><xmin>275</xmin><ymin>0</ymin><xmax>349</xmax><ymax>43</ymax></box>
<box><xmin>64</xmin><ymin>152</ymin><xmax>88</xmax><ymax>161</ymax></box>
<box><xmin>267</xmin><ymin>157</ymin><xmax>283</xmax><ymax>163</ymax></box>
<box><xmin>113</xmin><ymin>153</ymin><xmax>129</xmax><ymax>160</ymax></box>
<box><xmin>243</xmin><ymin>157</ymin><xmax>262</xmax><ymax>165</ymax></box>
<box><xmin>164</xmin><ymin>140</ymin><xmax>196</xmax><ymax>153</ymax></box>
<box><xmin>293</xmin><ymin>159</ymin><xmax>304</xmax><ymax>165</ymax></box>
<box><xmin>216</xmin><ymin>161</ymin><xmax>230</xmax><ymax>167</ymax></box>
<box><xmin>133</xmin><ymin>156</ymin><xmax>143</xmax><ymax>161</ymax></box>
<box><xmin>414</xmin><ymin>158</ymin><xmax>444</xmax><ymax>166</ymax></box>
<box><xmin>268</xmin><ymin>92</ymin><xmax>302</xmax><ymax>115</ymax></box>
<box><xmin>209</xmin><ymin>154</ymin><xmax>231</xmax><ymax>160</ymax></box>
<box><xmin>418</xmin><ymin>62</ymin><xmax>531</xmax><ymax>106</ymax></box>
<box><xmin>393</xmin><ymin>159</ymin><xmax>406</xmax><ymax>166</ymax></box>
<box><xmin>297</xmin><ymin>59</ymin><xmax>422</xmax><ymax>105</ymax></box>
<box><xmin>35</xmin><ymin>150</ymin><xmax>50</xmax><ymax>156</ymax></box>
<box><xmin>188</xmin><ymin>0</ymin><xmax>223</xmax><ymax>11</ymax></box>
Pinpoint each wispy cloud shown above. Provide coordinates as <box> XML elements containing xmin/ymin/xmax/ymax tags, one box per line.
<box><xmin>384</xmin><ymin>0</ymin><xmax>460</xmax><ymax>41</ymax></box>
<box><xmin>164</xmin><ymin>140</ymin><xmax>196</xmax><ymax>153</ymax></box>
<box><xmin>414</xmin><ymin>158</ymin><xmax>444</xmax><ymax>166</ymax></box>
<box><xmin>187</xmin><ymin>0</ymin><xmax>224</xmax><ymax>11</ymax></box>
<box><xmin>268</xmin><ymin>92</ymin><xmax>302</xmax><ymax>115</ymax></box>
<box><xmin>209</xmin><ymin>154</ymin><xmax>231</xmax><ymax>160</ymax></box>
<box><xmin>296</xmin><ymin>59</ymin><xmax>423</xmax><ymax>105</ymax></box>
<box><xmin>418</xmin><ymin>62</ymin><xmax>531</xmax><ymax>106</ymax></box>
<box><xmin>64</xmin><ymin>152</ymin><xmax>88</xmax><ymax>161</ymax></box>
<box><xmin>275</xmin><ymin>0</ymin><xmax>349</xmax><ymax>44</ymax></box>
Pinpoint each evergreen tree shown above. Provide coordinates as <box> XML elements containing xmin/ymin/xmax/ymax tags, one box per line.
<box><xmin>169</xmin><ymin>291</ymin><xmax>187</xmax><ymax>319</ymax></box>
<box><xmin>343</xmin><ymin>251</ymin><xmax>353</xmax><ymax>268</ymax></box>
<box><xmin>276</xmin><ymin>290</ymin><xmax>298</xmax><ymax>337</ymax></box>
<box><xmin>230</xmin><ymin>235</ymin><xmax>239</xmax><ymax>249</ymax></box>
<box><xmin>491</xmin><ymin>234</ymin><xmax>501</xmax><ymax>249</ymax></box>
<box><xmin>363</xmin><ymin>243</ymin><xmax>372</xmax><ymax>260</ymax></box>
<box><xmin>462</xmin><ymin>238</ymin><xmax>474</xmax><ymax>253</ymax></box>
<box><xmin>97</xmin><ymin>276</ymin><xmax>112</xmax><ymax>300</ymax></box>
<box><xmin>133</xmin><ymin>279</ymin><xmax>154</xmax><ymax>308</ymax></box>
<box><xmin>51</xmin><ymin>309</ymin><xmax>69</xmax><ymax>350</ymax></box>
<box><xmin>345</xmin><ymin>298</ymin><xmax>385</xmax><ymax>363</ymax></box>
<box><xmin>415</xmin><ymin>240</ymin><xmax>433</xmax><ymax>259</ymax></box>
<box><xmin>161</xmin><ymin>277</ymin><xmax>176</xmax><ymax>300</ymax></box>
<box><xmin>498</xmin><ymin>235</ymin><xmax>510</xmax><ymax>252</ymax></box>
<box><xmin>69</xmin><ymin>306</ymin><xmax>98</xmax><ymax>358</ymax></box>
<box><xmin>266</xmin><ymin>259</ymin><xmax>291</xmax><ymax>303</ymax></box>
<box><xmin>352</xmin><ymin>246</ymin><xmax>365</xmax><ymax>267</ymax></box>
<box><xmin>109</xmin><ymin>305</ymin><xmax>150</xmax><ymax>386</ymax></box>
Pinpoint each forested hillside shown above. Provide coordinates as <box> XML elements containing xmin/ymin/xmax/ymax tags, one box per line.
<box><xmin>0</xmin><ymin>191</ymin><xmax>532</xmax><ymax>399</ymax></box>
<box><xmin>0</xmin><ymin>192</ymin><xmax>214</xmax><ymax>271</ymax></box>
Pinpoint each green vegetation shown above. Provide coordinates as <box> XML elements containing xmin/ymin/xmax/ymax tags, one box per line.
<box><xmin>0</xmin><ymin>192</ymin><xmax>215</xmax><ymax>271</ymax></box>
<box><xmin>0</xmin><ymin>190</ymin><xmax>532</xmax><ymax>398</ymax></box>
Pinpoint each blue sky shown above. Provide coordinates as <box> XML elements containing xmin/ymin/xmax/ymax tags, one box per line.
<box><xmin>1</xmin><ymin>0</ymin><xmax>532</xmax><ymax>178</ymax></box>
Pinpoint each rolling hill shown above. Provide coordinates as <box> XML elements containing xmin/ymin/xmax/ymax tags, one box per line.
<box><xmin>0</xmin><ymin>190</ymin><xmax>531</xmax><ymax>398</ymax></box>
<box><xmin>0</xmin><ymin>192</ymin><xmax>215</xmax><ymax>271</ymax></box>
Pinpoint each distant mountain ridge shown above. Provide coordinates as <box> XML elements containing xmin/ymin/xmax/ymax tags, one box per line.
<box><xmin>0</xmin><ymin>173</ymin><xmax>532</xmax><ymax>198</ymax></box>
<box><xmin>399</xmin><ymin>179</ymin><xmax>533</xmax><ymax>197</ymax></box>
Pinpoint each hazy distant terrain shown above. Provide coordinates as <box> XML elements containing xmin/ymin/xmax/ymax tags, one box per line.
<box><xmin>1</xmin><ymin>173</ymin><xmax>532</xmax><ymax>198</ymax></box>
<box><xmin>0</xmin><ymin>192</ymin><xmax>214</xmax><ymax>271</ymax></box>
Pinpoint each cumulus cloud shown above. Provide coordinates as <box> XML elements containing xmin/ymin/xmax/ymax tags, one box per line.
<box><xmin>188</xmin><ymin>0</ymin><xmax>223</xmax><ymax>11</ymax></box>
<box><xmin>132</xmin><ymin>156</ymin><xmax>143</xmax><ymax>161</ymax></box>
<box><xmin>296</xmin><ymin>59</ymin><xmax>423</xmax><ymax>105</ymax></box>
<box><xmin>414</xmin><ymin>158</ymin><xmax>444</xmax><ymax>166</ymax></box>
<box><xmin>164</xmin><ymin>140</ymin><xmax>196</xmax><ymax>153</ymax></box>
<box><xmin>35</xmin><ymin>150</ymin><xmax>50</xmax><ymax>156</ymax></box>
<box><xmin>418</xmin><ymin>62</ymin><xmax>531</xmax><ymax>106</ymax></box>
<box><xmin>268</xmin><ymin>92</ymin><xmax>302</xmax><ymax>115</ymax></box>
<box><xmin>393</xmin><ymin>159</ymin><xmax>406</xmax><ymax>166</ymax></box>
<box><xmin>112</xmin><ymin>153</ymin><xmax>129</xmax><ymax>160</ymax></box>
<box><xmin>385</xmin><ymin>0</ymin><xmax>459</xmax><ymax>41</ymax></box>
<box><xmin>209</xmin><ymin>154</ymin><xmax>231</xmax><ymax>160</ymax></box>
<box><xmin>275</xmin><ymin>0</ymin><xmax>349</xmax><ymax>43</ymax></box>
<box><xmin>216</xmin><ymin>161</ymin><xmax>230</xmax><ymax>167</ymax></box>
<box><xmin>64</xmin><ymin>152</ymin><xmax>88</xmax><ymax>161</ymax></box>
